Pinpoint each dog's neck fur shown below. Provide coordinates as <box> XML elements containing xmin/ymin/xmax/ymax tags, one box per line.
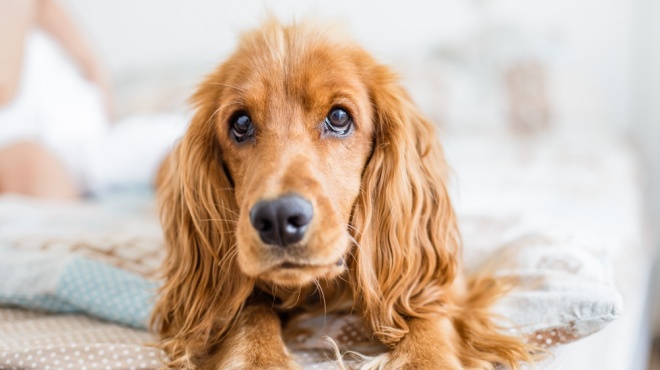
<box><xmin>253</xmin><ymin>273</ymin><xmax>354</xmax><ymax>316</ymax></box>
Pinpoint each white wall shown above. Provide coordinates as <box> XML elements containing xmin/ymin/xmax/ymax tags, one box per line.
<box><xmin>633</xmin><ymin>0</ymin><xmax>660</xmax><ymax>347</ymax></box>
<box><xmin>60</xmin><ymin>0</ymin><xmax>481</xmax><ymax>72</ymax></box>
<box><xmin>632</xmin><ymin>0</ymin><xmax>660</xmax><ymax>222</ymax></box>
<box><xmin>60</xmin><ymin>0</ymin><xmax>638</xmax><ymax>135</ymax></box>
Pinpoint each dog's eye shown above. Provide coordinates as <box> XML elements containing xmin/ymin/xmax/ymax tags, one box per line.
<box><xmin>230</xmin><ymin>113</ymin><xmax>254</xmax><ymax>142</ymax></box>
<box><xmin>324</xmin><ymin>108</ymin><xmax>352</xmax><ymax>135</ymax></box>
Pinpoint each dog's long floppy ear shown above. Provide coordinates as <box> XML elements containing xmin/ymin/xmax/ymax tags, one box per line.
<box><xmin>350</xmin><ymin>64</ymin><xmax>461</xmax><ymax>347</ymax></box>
<box><xmin>150</xmin><ymin>72</ymin><xmax>255</xmax><ymax>368</ymax></box>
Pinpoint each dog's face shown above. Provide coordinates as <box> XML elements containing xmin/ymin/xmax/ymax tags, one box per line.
<box><xmin>211</xmin><ymin>29</ymin><xmax>375</xmax><ymax>287</ymax></box>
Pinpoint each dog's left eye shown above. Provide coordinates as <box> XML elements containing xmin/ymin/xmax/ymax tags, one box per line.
<box><xmin>230</xmin><ymin>113</ymin><xmax>254</xmax><ymax>142</ymax></box>
<box><xmin>324</xmin><ymin>108</ymin><xmax>352</xmax><ymax>135</ymax></box>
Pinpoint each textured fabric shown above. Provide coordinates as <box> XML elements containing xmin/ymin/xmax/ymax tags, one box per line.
<box><xmin>0</xmin><ymin>248</ymin><xmax>76</xmax><ymax>313</ymax></box>
<box><xmin>0</xmin><ymin>198</ymin><xmax>623</xmax><ymax>344</ymax></box>
<box><xmin>487</xmin><ymin>235</ymin><xmax>623</xmax><ymax>347</ymax></box>
<box><xmin>0</xmin><ymin>248</ymin><xmax>158</xmax><ymax>328</ymax></box>
<box><xmin>0</xmin><ymin>194</ymin><xmax>164</xmax><ymax>277</ymax></box>
<box><xmin>57</xmin><ymin>257</ymin><xmax>158</xmax><ymax>328</ymax></box>
<box><xmin>0</xmin><ymin>308</ymin><xmax>158</xmax><ymax>370</ymax></box>
<box><xmin>0</xmin><ymin>133</ymin><xmax>644</xmax><ymax>369</ymax></box>
<box><xmin>445</xmin><ymin>133</ymin><xmax>647</xmax><ymax>370</ymax></box>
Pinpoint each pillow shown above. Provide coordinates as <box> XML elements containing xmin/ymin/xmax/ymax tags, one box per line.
<box><xmin>484</xmin><ymin>234</ymin><xmax>623</xmax><ymax>348</ymax></box>
<box><xmin>281</xmin><ymin>233</ymin><xmax>622</xmax><ymax>355</ymax></box>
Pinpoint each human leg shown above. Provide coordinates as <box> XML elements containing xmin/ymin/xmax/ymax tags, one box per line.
<box><xmin>0</xmin><ymin>141</ymin><xmax>78</xmax><ymax>199</ymax></box>
<box><xmin>0</xmin><ymin>0</ymin><xmax>37</xmax><ymax>105</ymax></box>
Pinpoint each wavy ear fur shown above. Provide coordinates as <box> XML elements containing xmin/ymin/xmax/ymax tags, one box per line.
<box><xmin>350</xmin><ymin>64</ymin><xmax>537</xmax><ymax>369</ymax></box>
<box><xmin>150</xmin><ymin>73</ymin><xmax>255</xmax><ymax>368</ymax></box>
<box><xmin>350</xmin><ymin>64</ymin><xmax>461</xmax><ymax>346</ymax></box>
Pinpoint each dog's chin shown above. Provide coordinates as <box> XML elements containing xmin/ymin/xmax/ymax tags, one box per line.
<box><xmin>236</xmin><ymin>230</ymin><xmax>351</xmax><ymax>287</ymax></box>
<box><xmin>261</xmin><ymin>260</ymin><xmax>346</xmax><ymax>287</ymax></box>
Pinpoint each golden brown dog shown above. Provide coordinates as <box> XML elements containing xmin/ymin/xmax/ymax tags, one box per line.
<box><xmin>152</xmin><ymin>18</ymin><xmax>535</xmax><ymax>369</ymax></box>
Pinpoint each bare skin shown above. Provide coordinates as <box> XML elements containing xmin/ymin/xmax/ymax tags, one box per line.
<box><xmin>0</xmin><ymin>0</ymin><xmax>36</xmax><ymax>105</ymax></box>
<box><xmin>0</xmin><ymin>142</ymin><xmax>78</xmax><ymax>199</ymax></box>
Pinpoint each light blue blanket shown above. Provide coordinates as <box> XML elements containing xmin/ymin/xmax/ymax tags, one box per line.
<box><xmin>0</xmin><ymin>246</ymin><xmax>158</xmax><ymax>329</ymax></box>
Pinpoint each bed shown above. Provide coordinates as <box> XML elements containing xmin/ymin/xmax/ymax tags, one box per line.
<box><xmin>0</xmin><ymin>127</ymin><xmax>646</xmax><ymax>369</ymax></box>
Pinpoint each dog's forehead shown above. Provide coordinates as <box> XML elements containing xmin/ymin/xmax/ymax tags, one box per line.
<box><xmin>218</xmin><ymin>38</ymin><xmax>368</xmax><ymax>125</ymax></box>
<box><xmin>244</xmin><ymin>52</ymin><xmax>361</xmax><ymax>100</ymax></box>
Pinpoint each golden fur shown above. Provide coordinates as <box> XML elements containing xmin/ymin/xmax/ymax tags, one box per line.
<box><xmin>151</xmin><ymin>18</ymin><xmax>536</xmax><ymax>369</ymax></box>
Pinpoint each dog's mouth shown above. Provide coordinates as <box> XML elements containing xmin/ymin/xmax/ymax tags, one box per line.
<box><xmin>278</xmin><ymin>257</ymin><xmax>344</xmax><ymax>270</ymax></box>
<box><xmin>262</xmin><ymin>257</ymin><xmax>346</xmax><ymax>286</ymax></box>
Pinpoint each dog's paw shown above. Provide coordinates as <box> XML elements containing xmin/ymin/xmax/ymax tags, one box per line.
<box><xmin>378</xmin><ymin>345</ymin><xmax>462</xmax><ymax>370</ymax></box>
<box><xmin>354</xmin><ymin>352</ymin><xmax>462</xmax><ymax>370</ymax></box>
<box><xmin>228</xmin><ymin>360</ymin><xmax>302</xmax><ymax>370</ymax></box>
<box><xmin>213</xmin><ymin>352</ymin><xmax>301</xmax><ymax>370</ymax></box>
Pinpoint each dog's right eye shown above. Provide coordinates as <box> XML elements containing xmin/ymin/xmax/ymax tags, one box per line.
<box><xmin>324</xmin><ymin>107</ymin><xmax>353</xmax><ymax>136</ymax></box>
<box><xmin>230</xmin><ymin>113</ymin><xmax>254</xmax><ymax>142</ymax></box>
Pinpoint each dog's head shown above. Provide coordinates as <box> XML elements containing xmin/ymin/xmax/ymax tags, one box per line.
<box><xmin>215</xmin><ymin>22</ymin><xmax>376</xmax><ymax>287</ymax></box>
<box><xmin>153</xmin><ymin>18</ymin><xmax>460</xmax><ymax>362</ymax></box>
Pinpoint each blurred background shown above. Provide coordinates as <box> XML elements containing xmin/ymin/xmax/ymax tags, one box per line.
<box><xmin>1</xmin><ymin>0</ymin><xmax>658</xmax><ymax>369</ymax></box>
<box><xmin>58</xmin><ymin>0</ymin><xmax>660</xmax><ymax>209</ymax></box>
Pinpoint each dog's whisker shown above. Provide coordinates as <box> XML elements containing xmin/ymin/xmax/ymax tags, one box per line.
<box><xmin>345</xmin><ymin>226</ymin><xmax>360</xmax><ymax>240</ymax></box>
<box><xmin>216</xmin><ymin>244</ymin><xmax>238</xmax><ymax>267</ymax></box>
<box><xmin>337</xmin><ymin>273</ymin><xmax>351</xmax><ymax>285</ymax></box>
<box><xmin>346</xmin><ymin>233</ymin><xmax>359</xmax><ymax>246</ymax></box>
<box><xmin>199</xmin><ymin>218</ymin><xmax>238</xmax><ymax>224</ymax></box>
<box><xmin>204</xmin><ymin>99</ymin><xmax>243</xmax><ymax>127</ymax></box>
<box><xmin>313</xmin><ymin>279</ymin><xmax>327</xmax><ymax>327</ymax></box>
<box><xmin>203</xmin><ymin>230</ymin><xmax>238</xmax><ymax>236</ymax></box>
<box><xmin>345</xmin><ymin>228</ymin><xmax>363</xmax><ymax>254</ymax></box>
<box><xmin>271</xmin><ymin>285</ymin><xmax>279</xmax><ymax>309</ymax></box>
<box><xmin>216</xmin><ymin>248</ymin><xmax>238</xmax><ymax>273</ymax></box>
<box><xmin>209</xmin><ymin>203</ymin><xmax>240</xmax><ymax>217</ymax></box>
<box><xmin>345</xmin><ymin>248</ymin><xmax>357</xmax><ymax>266</ymax></box>
<box><xmin>205</xmin><ymin>107</ymin><xmax>221</xmax><ymax>127</ymax></box>
<box><xmin>286</xmin><ymin>287</ymin><xmax>303</xmax><ymax>309</ymax></box>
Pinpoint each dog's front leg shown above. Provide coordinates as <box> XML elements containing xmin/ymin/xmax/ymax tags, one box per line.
<box><xmin>207</xmin><ymin>305</ymin><xmax>301</xmax><ymax>370</ymax></box>
<box><xmin>385</xmin><ymin>316</ymin><xmax>463</xmax><ymax>370</ymax></box>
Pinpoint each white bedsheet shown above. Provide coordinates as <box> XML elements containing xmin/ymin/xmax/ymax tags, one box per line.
<box><xmin>445</xmin><ymin>133</ymin><xmax>649</xmax><ymax>370</ymax></box>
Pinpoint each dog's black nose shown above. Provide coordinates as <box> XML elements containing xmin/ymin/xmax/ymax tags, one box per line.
<box><xmin>249</xmin><ymin>195</ymin><xmax>313</xmax><ymax>247</ymax></box>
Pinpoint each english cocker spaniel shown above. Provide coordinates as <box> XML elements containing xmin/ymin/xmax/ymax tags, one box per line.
<box><xmin>152</xmin><ymin>18</ymin><xmax>535</xmax><ymax>369</ymax></box>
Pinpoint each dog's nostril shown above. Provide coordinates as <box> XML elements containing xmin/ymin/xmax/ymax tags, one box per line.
<box><xmin>287</xmin><ymin>214</ymin><xmax>310</xmax><ymax>228</ymax></box>
<box><xmin>249</xmin><ymin>195</ymin><xmax>313</xmax><ymax>247</ymax></box>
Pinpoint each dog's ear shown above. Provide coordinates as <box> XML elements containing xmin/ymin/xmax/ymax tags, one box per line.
<box><xmin>349</xmin><ymin>63</ymin><xmax>461</xmax><ymax>347</ymax></box>
<box><xmin>150</xmin><ymin>72</ymin><xmax>254</xmax><ymax>367</ymax></box>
